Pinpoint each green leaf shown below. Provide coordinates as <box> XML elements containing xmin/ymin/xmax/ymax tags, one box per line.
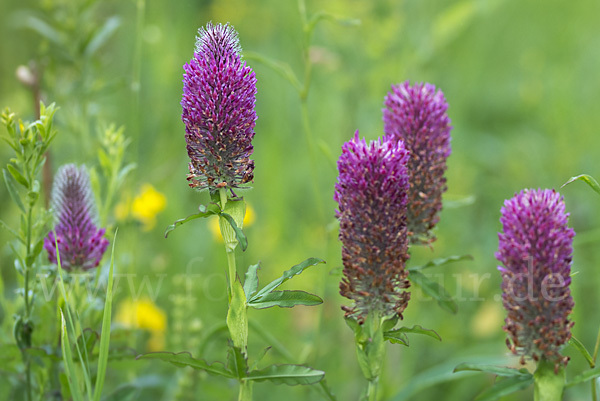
<box><xmin>250</xmin><ymin>257</ymin><xmax>325</xmax><ymax>302</ymax></box>
<box><xmin>566</xmin><ymin>366</ymin><xmax>600</xmax><ymax>387</ymax></box>
<box><xmin>6</xmin><ymin>164</ymin><xmax>28</xmax><ymax>187</ymax></box>
<box><xmin>384</xmin><ymin>330</ymin><xmax>409</xmax><ymax>346</ymax></box>
<box><xmin>93</xmin><ymin>232</ymin><xmax>117</xmax><ymax>401</ymax></box>
<box><xmin>136</xmin><ymin>352</ymin><xmax>234</xmax><ymax>378</ymax></box>
<box><xmin>164</xmin><ymin>208</ymin><xmax>217</xmax><ymax>238</ymax></box>
<box><xmin>220</xmin><ymin>212</ymin><xmax>248</xmax><ymax>251</ymax></box>
<box><xmin>227</xmin><ymin>279</ymin><xmax>248</xmax><ymax>352</ymax></box>
<box><xmin>562</xmin><ymin>174</ymin><xmax>600</xmax><ymax>197</ymax></box>
<box><xmin>3</xmin><ymin>169</ymin><xmax>26</xmax><ymax>213</ymax></box>
<box><xmin>387</xmin><ymin>325</ymin><xmax>442</xmax><ymax>343</ymax></box>
<box><xmin>568</xmin><ymin>336</ymin><xmax>595</xmax><ymax>368</ymax></box>
<box><xmin>474</xmin><ymin>375</ymin><xmax>533</xmax><ymax>401</ymax></box>
<box><xmin>247</xmin><ymin>364</ymin><xmax>325</xmax><ymax>386</ymax></box>
<box><xmin>227</xmin><ymin>345</ymin><xmax>248</xmax><ymax>379</ymax></box>
<box><xmin>408</xmin><ymin>270</ymin><xmax>457</xmax><ymax>314</ymax></box>
<box><xmin>60</xmin><ymin>311</ymin><xmax>85</xmax><ymax>401</ymax></box>
<box><xmin>248</xmin><ymin>290</ymin><xmax>323</xmax><ymax>309</ymax></box>
<box><xmin>408</xmin><ymin>254</ymin><xmax>474</xmax><ymax>271</ymax></box>
<box><xmin>26</xmin><ymin>236</ymin><xmax>45</xmax><ymax>266</ymax></box>
<box><xmin>243</xmin><ymin>263</ymin><xmax>260</xmax><ymax>300</ymax></box>
<box><xmin>0</xmin><ymin>219</ymin><xmax>24</xmax><ymax>244</ymax></box>
<box><xmin>453</xmin><ymin>363</ymin><xmax>530</xmax><ymax>377</ymax></box>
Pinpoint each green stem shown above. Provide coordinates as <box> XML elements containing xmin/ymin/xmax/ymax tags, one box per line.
<box><xmin>366</xmin><ymin>377</ymin><xmax>379</xmax><ymax>401</ymax></box>
<box><xmin>23</xmin><ymin>205</ymin><xmax>33</xmax><ymax>401</ymax></box>
<box><xmin>218</xmin><ymin>192</ymin><xmax>251</xmax><ymax>400</ymax></box>
<box><xmin>533</xmin><ymin>358</ymin><xmax>565</xmax><ymax>401</ymax></box>
<box><xmin>238</xmin><ymin>380</ymin><xmax>253</xmax><ymax>401</ymax></box>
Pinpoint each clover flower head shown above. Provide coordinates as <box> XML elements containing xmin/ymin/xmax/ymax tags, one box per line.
<box><xmin>335</xmin><ymin>132</ymin><xmax>411</xmax><ymax>322</ymax></box>
<box><xmin>181</xmin><ymin>22</ymin><xmax>257</xmax><ymax>192</ymax></box>
<box><xmin>496</xmin><ymin>188</ymin><xmax>575</xmax><ymax>368</ymax></box>
<box><xmin>44</xmin><ymin>164</ymin><xmax>109</xmax><ymax>270</ymax></box>
<box><xmin>383</xmin><ymin>81</ymin><xmax>452</xmax><ymax>245</ymax></box>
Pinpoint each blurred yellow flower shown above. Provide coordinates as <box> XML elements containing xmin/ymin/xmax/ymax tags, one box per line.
<box><xmin>114</xmin><ymin>184</ymin><xmax>166</xmax><ymax>231</ymax></box>
<box><xmin>471</xmin><ymin>301</ymin><xmax>503</xmax><ymax>338</ymax></box>
<box><xmin>209</xmin><ymin>202</ymin><xmax>255</xmax><ymax>242</ymax></box>
<box><xmin>114</xmin><ymin>298</ymin><xmax>167</xmax><ymax>351</ymax></box>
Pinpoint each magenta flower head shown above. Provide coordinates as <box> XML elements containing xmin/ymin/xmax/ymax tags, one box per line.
<box><xmin>44</xmin><ymin>164</ymin><xmax>109</xmax><ymax>271</ymax></box>
<box><xmin>335</xmin><ymin>132</ymin><xmax>411</xmax><ymax>322</ymax></box>
<box><xmin>496</xmin><ymin>189</ymin><xmax>575</xmax><ymax>369</ymax></box>
<box><xmin>383</xmin><ymin>81</ymin><xmax>452</xmax><ymax>245</ymax></box>
<box><xmin>181</xmin><ymin>22</ymin><xmax>257</xmax><ymax>191</ymax></box>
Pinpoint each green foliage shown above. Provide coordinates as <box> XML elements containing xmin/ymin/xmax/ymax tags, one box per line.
<box><xmin>247</xmin><ymin>364</ymin><xmax>325</xmax><ymax>386</ymax></box>
<box><xmin>408</xmin><ymin>270</ymin><xmax>458</xmax><ymax>314</ymax></box>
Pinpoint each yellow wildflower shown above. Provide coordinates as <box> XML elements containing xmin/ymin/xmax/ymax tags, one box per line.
<box><xmin>471</xmin><ymin>301</ymin><xmax>503</xmax><ymax>338</ymax></box>
<box><xmin>209</xmin><ymin>202</ymin><xmax>255</xmax><ymax>242</ymax></box>
<box><xmin>131</xmin><ymin>184</ymin><xmax>167</xmax><ymax>231</ymax></box>
<box><xmin>114</xmin><ymin>298</ymin><xmax>167</xmax><ymax>351</ymax></box>
<box><xmin>114</xmin><ymin>184</ymin><xmax>166</xmax><ymax>231</ymax></box>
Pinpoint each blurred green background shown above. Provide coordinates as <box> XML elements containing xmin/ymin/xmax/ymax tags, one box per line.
<box><xmin>1</xmin><ymin>0</ymin><xmax>599</xmax><ymax>400</ymax></box>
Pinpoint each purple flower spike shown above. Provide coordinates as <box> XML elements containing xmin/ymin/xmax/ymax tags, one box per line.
<box><xmin>335</xmin><ymin>132</ymin><xmax>411</xmax><ymax>322</ymax></box>
<box><xmin>383</xmin><ymin>81</ymin><xmax>452</xmax><ymax>245</ymax></box>
<box><xmin>496</xmin><ymin>189</ymin><xmax>575</xmax><ymax>369</ymax></box>
<box><xmin>44</xmin><ymin>164</ymin><xmax>109</xmax><ymax>271</ymax></box>
<box><xmin>181</xmin><ymin>22</ymin><xmax>257</xmax><ymax>191</ymax></box>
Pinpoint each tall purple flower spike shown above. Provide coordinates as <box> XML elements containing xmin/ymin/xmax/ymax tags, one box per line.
<box><xmin>496</xmin><ymin>189</ymin><xmax>575</xmax><ymax>369</ymax></box>
<box><xmin>335</xmin><ymin>132</ymin><xmax>411</xmax><ymax>322</ymax></box>
<box><xmin>44</xmin><ymin>164</ymin><xmax>109</xmax><ymax>271</ymax></box>
<box><xmin>383</xmin><ymin>81</ymin><xmax>452</xmax><ymax>245</ymax></box>
<box><xmin>181</xmin><ymin>22</ymin><xmax>257</xmax><ymax>191</ymax></box>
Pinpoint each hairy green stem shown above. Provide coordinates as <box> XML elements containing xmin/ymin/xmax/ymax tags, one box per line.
<box><xmin>533</xmin><ymin>359</ymin><xmax>565</xmax><ymax>401</ymax></box>
<box><xmin>366</xmin><ymin>377</ymin><xmax>379</xmax><ymax>401</ymax></box>
<box><xmin>238</xmin><ymin>380</ymin><xmax>253</xmax><ymax>401</ymax></box>
<box><xmin>218</xmin><ymin>190</ymin><xmax>251</xmax><ymax>400</ymax></box>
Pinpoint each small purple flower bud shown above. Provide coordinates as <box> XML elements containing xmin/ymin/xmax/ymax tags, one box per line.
<box><xmin>335</xmin><ymin>132</ymin><xmax>411</xmax><ymax>322</ymax></box>
<box><xmin>44</xmin><ymin>164</ymin><xmax>109</xmax><ymax>271</ymax></box>
<box><xmin>496</xmin><ymin>189</ymin><xmax>575</xmax><ymax>368</ymax></box>
<box><xmin>383</xmin><ymin>81</ymin><xmax>452</xmax><ymax>245</ymax></box>
<box><xmin>181</xmin><ymin>22</ymin><xmax>257</xmax><ymax>191</ymax></box>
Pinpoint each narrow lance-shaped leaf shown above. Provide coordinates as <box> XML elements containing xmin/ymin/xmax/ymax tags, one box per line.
<box><xmin>568</xmin><ymin>336</ymin><xmax>594</xmax><ymax>368</ymax></box>
<box><xmin>220</xmin><ymin>212</ymin><xmax>248</xmax><ymax>251</ymax></box>
<box><xmin>248</xmin><ymin>290</ymin><xmax>323</xmax><ymax>309</ymax></box>
<box><xmin>250</xmin><ymin>258</ymin><xmax>325</xmax><ymax>302</ymax></box>
<box><xmin>384</xmin><ymin>331</ymin><xmax>409</xmax><ymax>346</ymax></box>
<box><xmin>93</xmin><ymin>231</ymin><xmax>117</xmax><ymax>401</ymax></box>
<box><xmin>3</xmin><ymin>169</ymin><xmax>26</xmax><ymax>213</ymax></box>
<box><xmin>453</xmin><ymin>363</ymin><xmax>530</xmax><ymax>377</ymax></box>
<box><xmin>164</xmin><ymin>204</ymin><xmax>219</xmax><ymax>238</ymax></box>
<box><xmin>562</xmin><ymin>174</ymin><xmax>600</xmax><ymax>197</ymax></box>
<box><xmin>60</xmin><ymin>311</ymin><xmax>85</xmax><ymax>401</ymax></box>
<box><xmin>243</xmin><ymin>263</ymin><xmax>260</xmax><ymax>300</ymax></box>
<box><xmin>474</xmin><ymin>375</ymin><xmax>533</xmax><ymax>401</ymax></box>
<box><xmin>6</xmin><ymin>164</ymin><xmax>28</xmax><ymax>188</ymax></box>
<box><xmin>136</xmin><ymin>352</ymin><xmax>234</xmax><ymax>378</ymax></box>
<box><xmin>386</xmin><ymin>325</ymin><xmax>442</xmax><ymax>342</ymax></box>
<box><xmin>566</xmin><ymin>366</ymin><xmax>600</xmax><ymax>387</ymax></box>
<box><xmin>247</xmin><ymin>364</ymin><xmax>325</xmax><ymax>386</ymax></box>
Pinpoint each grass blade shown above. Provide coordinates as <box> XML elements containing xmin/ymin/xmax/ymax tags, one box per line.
<box><xmin>93</xmin><ymin>230</ymin><xmax>118</xmax><ymax>401</ymax></box>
